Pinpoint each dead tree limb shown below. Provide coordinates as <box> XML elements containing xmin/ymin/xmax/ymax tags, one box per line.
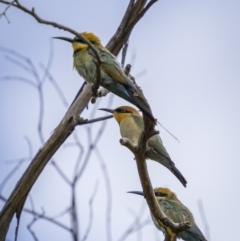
<box><xmin>0</xmin><ymin>1</ymin><xmax>159</xmax><ymax>240</ymax></box>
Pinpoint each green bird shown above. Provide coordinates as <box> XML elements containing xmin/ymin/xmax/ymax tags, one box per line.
<box><xmin>54</xmin><ymin>32</ymin><xmax>155</xmax><ymax>122</ymax></box>
<box><xmin>99</xmin><ymin>106</ymin><xmax>187</xmax><ymax>187</ymax></box>
<box><xmin>129</xmin><ymin>187</ymin><xmax>207</xmax><ymax>241</ymax></box>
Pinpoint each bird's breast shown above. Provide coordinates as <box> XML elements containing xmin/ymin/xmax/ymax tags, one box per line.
<box><xmin>73</xmin><ymin>50</ymin><xmax>96</xmax><ymax>84</ymax></box>
<box><xmin>119</xmin><ymin>118</ymin><xmax>141</xmax><ymax>144</ymax></box>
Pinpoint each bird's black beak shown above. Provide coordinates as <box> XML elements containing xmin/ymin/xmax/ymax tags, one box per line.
<box><xmin>127</xmin><ymin>191</ymin><xmax>144</xmax><ymax>197</ymax></box>
<box><xmin>53</xmin><ymin>37</ymin><xmax>74</xmax><ymax>43</ymax></box>
<box><xmin>98</xmin><ymin>108</ymin><xmax>115</xmax><ymax>114</ymax></box>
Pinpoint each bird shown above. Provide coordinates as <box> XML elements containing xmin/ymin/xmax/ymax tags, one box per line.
<box><xmin>99</xmin><ymin>106</ymin><xmax>187</xmax><ymax>187</ymax></box>
<box><xmin>128</xmin><ymin>187</ymin><xmax>207</xmax><ymax>241</ymax></box>
<box><xmin>54</xmin><ymin>32</ymin><xmax>156</xmax><ymax>122</ymax></box>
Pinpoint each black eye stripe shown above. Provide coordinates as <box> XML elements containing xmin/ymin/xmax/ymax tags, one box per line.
<box><xmin>73</xmin><ymin>38</ymin><xmax>83</xmax><ymax>43</ymax></box>
<box><xmin>155</xmin><ymin>192</ymin><xmax>167</xmax><ymax>197</ymax></box>
<box><xmin>115</xmin><ymin>108</ymin><xmax>132</xmax><ymax>113</ymax></box>
<box><xmin>74</xmin><ymin>38</ymin><xmax>96</xmax><ymax>44</ymax></box>
<box><xmin>115</xmin><ymin>108</ymin><xmax>125</xmax><ymax>113</ymax></box>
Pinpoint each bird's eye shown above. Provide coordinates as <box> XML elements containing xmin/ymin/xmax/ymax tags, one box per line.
<box><xmin>116</xmin><ymin>108</ymin><xmax>126</xmax><ymax>113</ymax></box>
<box><xmin>74</xmin><ymin>38</ymin><xmax>84</xmax><ymax>44</ymax></box>
<box><xmin>155</xmin><ymin>192</ymin><xmax>167</xmax><ymax>197</ymax></box>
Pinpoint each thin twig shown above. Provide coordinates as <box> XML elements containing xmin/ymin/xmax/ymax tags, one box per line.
<box><xmin>1</xmin><ymin>0</ymin><xmax>103</xmax><ymax>94</ymax></box>
<box><xmin>4</xmin><ymin>55</ymin><xmax>34</xmax><ymax>74</ymax></box>
<box><xmin>0</xmin><ymin>137</ymin><xmax>32</xmax><ymax>195</ymax></box>
<box><xmin>94</xmin><ymin>147</ymin><xmax>112</xmax><ymax>241</ymax></box>
<box><xmin>0</xmin><ymin>48</ymin><xmax>46</xmax><ymax>144</ymax></box>
<box><xmin>40</xmin><ymin>38</ymin><xmax>54</xmax><ymax>85</ymax></box>
<box><xmin>51</xmin><ymin>160</ymin><xmax>71</xmax><ymax>186</ymax></box>
<box><xmin>50</xmin><ymin>207</ymin><xmax>71</xmax><ymax>219</ymax></box>
<box><xmin>39</xmin><ymin>63</ymin><xmax>69</xmax><ymax>107</ymax></box>
<box><xmin>0</xmin><ymin>0</ymin><xmax>15</xmax><ymax>23</ymax></box>
<box><xmin>70</xmin><ymin>184</ymin><xmax>79</xmax><ymax>241</ymax></box>
<box><xmin>72</xmin><ymin>132</ymin><xmax>85</xmax><ymax>179</ymax></box>
<box><xmin>118</xmin><ymin>219</ymin><xmax>151</xmax><ymax>241</ymax></box>
<box><xmin>118</xmin><ymin>201</ymin><xmax>147</xmax><ymax>241</ymax></box>
<box><xmin>0</xmin><ymin>158</ymin><xmax>26</xmax><ymax>196</ymax></box>
<box><xmin>0</xmin><ymin>76</ymin><xmax>37</xmax><ymax>88</ymax></box>
<box><xmin>77</xmin><ymin>115</ymin><xmax>113</xmax><ymax>125</ymax></box>
<box><xmin>81</xmin><ymin>181</ymin><xmax>99</xmax><ymax>241</ymax></box>
<box><xmin>75</xmin><ymin>95</ymin><xmax>114</xmax><ymax>182</ymax></box>
<box><xmin>27</xmin><ymin>218</ymin><xmax>39</xmax><ymax>241</ymax></box>
<box><xmin>26</xmin><ymin>196</ymin><xmax>38</xmax><ymax>241</ymax></box>
<box><xmin>0</xmin><ymin>195</ymin><xmax>72</xmax><ymax>232</ymax></box>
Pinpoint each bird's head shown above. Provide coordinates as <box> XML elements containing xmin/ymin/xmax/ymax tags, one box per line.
<box><xmin>54</xmin><ymin>32</ymin><xmax>102</xmax><ymax>53</ymax></box>
<box><xmin>99</xmin><ymin>106</ymin><xmax>141</xmax><ymax>124</ymax></box>
<box><xmin>154</xmin><ymin>187</ymin><xmax>179</xmax><ymax>202</ymax></box>
<box><xmin>72</xmin><ymin>32</ymin><xmax>102</xmax><ymax>52</ymax></box>
<box><xmin>128</xmin><ymin>187</ymin><xmax>179</xmax><ymax>202</ymax></box>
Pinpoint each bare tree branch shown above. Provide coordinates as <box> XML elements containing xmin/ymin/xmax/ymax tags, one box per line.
<box><xmin>0</xmin><ymin>1</ymin><xmax>159</xmax><ymax>240</ymax></box>
<box><xmin>120</xmin><ymin>83</ymin><xmax>190</xmax><ymax>241</ymax></box>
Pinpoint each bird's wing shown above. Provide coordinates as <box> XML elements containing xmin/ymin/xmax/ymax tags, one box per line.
<box><xmin>88</xmin><ymin>48</ymin><xmax>156</xmax><ymax>122</ymax></box>
<box><xmin>131</xmin><ymin>114</ymin><xmax>144</xmax><ymax>129</ymax></box>
<box><xmin>159</xmin><ymin>200</ymin><xmax>184</xmax><ymax>223</ymax></box>
<box><xmin>147</xmin><ymin>135</ymin><xmax>187</xmax><ymax>187</ymax></box>
<box><xmin>148</xmin><ymin>135</ymin><xmax>170</xmax><ymax>158</ymax></box>
<box><xmin>180</xmin><ymin>204</ymin><xmax>207</xmax><ymax>241</ymax></box>
<box><xmin>131</xmin><ymin>115</ymin><xmax>171</xmax><ymax>159</ymax></box>
<box><xmin>98</xmin><ymin>49</ymin><xmax>140</xmax><ymax>92</ymax></box>
<box><xmin>160</xmin><ymin>200</ymin><xmax>206</xmax><ymax>240</ymax></box>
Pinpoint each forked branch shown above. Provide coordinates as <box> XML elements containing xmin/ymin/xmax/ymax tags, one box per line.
<box><xmin>120</xmin><ymin>84</ymin><xmax>190</xmax><ymax>241</ymax></box>
<box><xmin>0</xmin><ymin>1</ymin><xmax>159</xmax><ymax>241</ymax></box>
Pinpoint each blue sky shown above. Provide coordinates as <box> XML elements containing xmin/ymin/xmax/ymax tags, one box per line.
<box><xmin>1</xmin><ymin>0</ymin><xmax>240</xmax><ymax>240</ymax></box>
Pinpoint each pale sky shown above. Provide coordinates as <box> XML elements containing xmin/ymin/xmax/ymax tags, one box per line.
<box><xmin>1</xmin><ymin>0</ymin><xmax>240</xmax><ymax>240</ymax></box>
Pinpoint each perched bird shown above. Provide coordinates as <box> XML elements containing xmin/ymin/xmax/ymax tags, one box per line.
<box><xmin>129</xmin><ymin>187</ymin><xmax>207</xmax><ymax>241</ymax></box>
<box><xmin>54</xmin><ymin>32</ymin><xmax>155</xmax><ymax>122</ymax></box>
<box><xmin>99</xmin><ymin>106</ymin><xmax>187</xmax><ymax>187</ymax></box>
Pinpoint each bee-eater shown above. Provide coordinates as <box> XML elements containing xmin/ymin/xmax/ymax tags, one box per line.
<box><xmin>129</xmin><ymin>187</ymin><xmax>207</xmax><ymax>241</ymax></box>
<box><xmin>54</xmin><ymin>32</ymin><xmax>155</xmax><ymax>122</ymax></box>
<box><xmin>99</xmin><ymin>106</ymin><xmax>187</xmax><ymax>187</ymax></box>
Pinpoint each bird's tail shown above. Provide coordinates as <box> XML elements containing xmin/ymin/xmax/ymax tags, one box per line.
<box><xmin>169</xmin><ymin>163</ymin><xmax>187</xmax><ymax>187</ymax></box>
<box><xmin>180</xmin><ymin>223</ymin><xmax>208</xmax><ymax>241</ymax></box>
<box><xmin>149</xmin><ymin>152</ymin><xmax>187</xmax><ymax>187</ymax></box>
